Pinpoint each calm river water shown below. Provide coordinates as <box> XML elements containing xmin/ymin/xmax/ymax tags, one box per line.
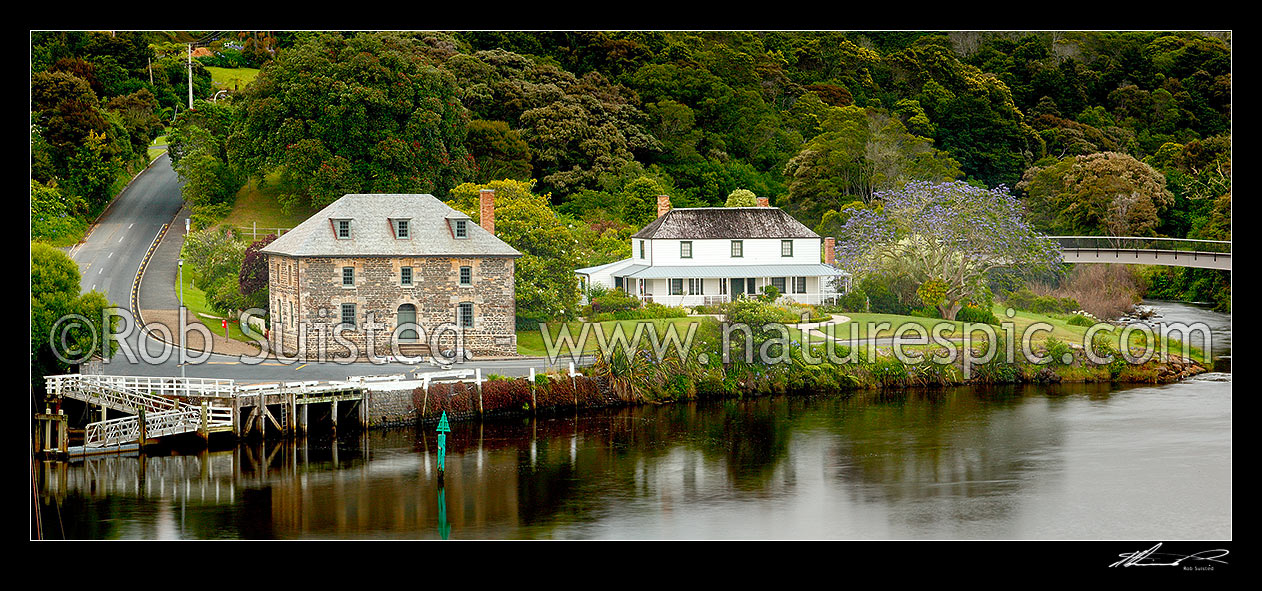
<box><xmin>34</xmin><ymin>300</ymin><xmax>1230</xmax><ymax>540</ymax></box>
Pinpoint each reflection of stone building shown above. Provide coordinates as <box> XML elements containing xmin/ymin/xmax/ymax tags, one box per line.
<box><xmin>262</xmin><ymin>192</ymin><xmax>520</xmax><ymax>359</ymax></box>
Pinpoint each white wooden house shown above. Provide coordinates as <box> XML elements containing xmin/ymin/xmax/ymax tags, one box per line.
<box><xmin>576</xmin><ymin>196</ymin><xmax>849</xmax><ymax>307</ymax></box>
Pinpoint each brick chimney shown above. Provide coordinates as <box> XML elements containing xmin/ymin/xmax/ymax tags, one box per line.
<box><xmin>757</xmin><ymin>197</ymin><xmax>770</xmax><ymax>207</ymax></box>
<box><xmin>824</xmin><ymin>237</ymin><xmax>836</xmax><ymax>266</ymax></box>
<box><xmin>479</xmin><ymin>189</ymin><xmax>495</xmax><ymax>235</ymax></box>
<box><xmin>656</xmin><ymin>194</ymin><xmax>672</xmax><ymax>218</ymax></box>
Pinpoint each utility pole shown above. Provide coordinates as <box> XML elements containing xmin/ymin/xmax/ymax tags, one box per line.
<box><xmin>148</xmin><ymin>56</ymin><xmax>153</xmax><ymax>85</ymax></box>
<box><xmin>179</xmin><ymin>257</ymin><xmax>186</xmax><ymax>379</ymax></box>
<box><xmin>187</xmin><ymin>43</ymin><xmax>193</xmax><ymax>109</ymax></box>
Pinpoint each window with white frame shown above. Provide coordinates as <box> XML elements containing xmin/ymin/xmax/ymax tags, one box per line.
<box><xmin>335</xmin><ymin>219</ymin><xmax>351</xmax><ymax>239</ymax></box>
<box><xmin>639</xmin><ymin>240</ymin><xmax>645</xmax><ymax>259</ymax></box>
<box><xmin>454</xmin><ymin>219</ymin><xmax>468</xmax><ymax>238</ymax></box>
<box><xmin>459</xmin><ymin>265</ymin><xmax>472</xmax><ymax>286</ymax></box>
<box><xmin>394</xmin><ymin>219</ymin><xmax>411</xmax><ymax>239</ymax></box>
<box><xmin>731</xmin><ymin>240</ymin><xmax>743</xmax><ymax>258</ymax></box>
<box><xmin>342</xmin><ymin>266</ymin><xmax>354</xmax><ymax>286</ymax></box>
<box><xmin>341</xmin><ymin>303</ymin><xmax>356</xmax><ymax>328</ymax></box>
<box><xmin>458</xmin><ymin>302</ymin><xmax>474</xmax><ymax>328</ymax></box>
<box><xmin>401</xmin><ymin>266</ymin><xmax>413</xmax><ymax>287</ymax></box>
<box><xmin>781</xmin><ymin>240</ymin><xmax>793</xmax><ymax>257</ymax></box>
<box><xmin>680</xmin><ymin>241</ymin><xmax>692</xmax><ymax>258</ymax></box>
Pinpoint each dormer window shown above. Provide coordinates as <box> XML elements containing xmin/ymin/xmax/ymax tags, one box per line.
<box><xmin>454</xmin><ymin>219</ymin><xmax>468</xmax><ymax>239</ymax></box>
<box><xmin>393</xmin><ymin>219</ymin><xmax>411</xmax><ymax>239</ymax></box>
<box><xmin>334</xmin><ymin>219</ymin><xmax>352</xmax><ymax>240</ymax></box>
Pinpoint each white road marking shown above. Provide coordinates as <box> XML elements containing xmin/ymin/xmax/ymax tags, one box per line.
<box><xmin>99</xmin><ymin>268</ymin><xmax>104</xmax><ymax>274</ymax></box>
<box><xmin>129</xmin><ymin>223</ymin><xmax>134</xmax><ymax>229</ymax></box>
<box><xmin>119</xmin><ymin>236</ymin><xmax>125</xmax><ymax>243</ymax></box>
<box><xmin>91</xmin><ymin>284</ymin><xmax>96</xmax><ymax>291</ymax></box>
<box><xmin>108</xmin><ymin>252</ymin><xmax>113</xmax><ymax>258</ymax></box>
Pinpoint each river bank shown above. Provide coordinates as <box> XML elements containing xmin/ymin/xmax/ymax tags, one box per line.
<box><xmin>381</xmin><ymin>341</ymin><xmax>1207</xmax><ymax>429</ymax></box>
<box><xmin>35</xmin><ymin>299</ymin><xmax>1230</xmax><ymax>540</ymax></box>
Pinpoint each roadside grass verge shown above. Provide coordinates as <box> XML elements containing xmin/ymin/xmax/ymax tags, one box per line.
<box><xmin>175</xmin><ymin>267</ymin><xmax>260</xmax><ymax>345</ymax></box>
<box><xmin>147</xmin><ymin>131</ymin><xmax>169</xmax><ymax>162</ymax></box>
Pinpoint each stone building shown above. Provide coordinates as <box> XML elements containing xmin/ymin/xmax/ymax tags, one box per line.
<box><xmin>262</xmin><ymin>191</ymin><xmax>520</xmax><ymax>360</ymax></box>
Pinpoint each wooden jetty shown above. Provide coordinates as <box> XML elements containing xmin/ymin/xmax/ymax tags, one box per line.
<box><xmin>40</xmin><ymin>369</ymin><xmax>480</xmax><ymax>459</ymax></box>
<box><xmin>42</xmin><ymin>374</ymin><xmax>370</xmax><ymax>457</ymax></box>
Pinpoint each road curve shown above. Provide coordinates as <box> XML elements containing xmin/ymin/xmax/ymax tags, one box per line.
<box><xmin>74</xmin><ymin>155</ymin><xmax>580</xmax><ymax>382</ymax></box>
<box><xmin>70</xmin><ymin>154</ymin><xmax>185</xmax><ymax>305</ymax></box>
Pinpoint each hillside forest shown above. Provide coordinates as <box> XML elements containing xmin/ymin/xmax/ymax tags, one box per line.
<box><xmin>30</xmin><ymin>31</ymin><xmax>1231</xmax><ymax>325</ymax></box>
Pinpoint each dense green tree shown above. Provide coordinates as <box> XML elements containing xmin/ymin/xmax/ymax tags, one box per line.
<box><xmin>725</xmin><ymin>188</ymin><xmax>758</xmax><ymax>207</ymax></box>
<box><xmin>169</xmin><ymin>100</ymin><xmax>243</xmax><ymax>211</ymax></box>
<box><xmin>465</xmin><ymin>119</ymin><xmax>532</xmax><ymax>182</ymax></box>
<box><xmin>784</xmin><ymin>105</ymin><xmax>961</xmax><ymax>226</ymax></box>
<box><xmin>618</xmin><ymin>176</ymin><xmax>668</xmax><ymax>227</ymax></box>
<box><xmin>235</xmin><ymin>32</ymin><xmax>474</xmax><ymax>209</ymax></box>
<box><xmin>447</xmin><ymin>179</ymin><xmax>582</xmax><ymax>326</ymax></box>
<box><xmin>1018</xmin><ymin>151</ymin><xmax>1174</xmax><ymax>236</ymax></box>
<box><xmin>105</xmin><ymin>88</ymin><xmax>163</xmax><ymax>156</ymax></box>
<box><xmin>31</xmin><ymin>243</ymin><xmax>116</xmax><ymax>395</ymax></box>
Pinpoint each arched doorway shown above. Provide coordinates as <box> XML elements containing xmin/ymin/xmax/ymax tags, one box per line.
<box><xmin>398</xmin><ymin>304</ymin><xmax>418</xmax><ymax>342</ymax></box>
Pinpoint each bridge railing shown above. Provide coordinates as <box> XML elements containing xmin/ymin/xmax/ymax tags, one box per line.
<box><xmin>1050</xmin><ymin>236</ymin><xmax>1231</xmax><ymax>254</ymax></box>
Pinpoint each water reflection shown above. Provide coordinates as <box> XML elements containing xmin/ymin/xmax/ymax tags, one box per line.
<box><xmin>35</xmin><ymin>375</ymin><xmax>1230</xmax><ymax>540</ymax></box>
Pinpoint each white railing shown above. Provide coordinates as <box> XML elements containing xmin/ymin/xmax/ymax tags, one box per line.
<box><xmin>82</xmin><ymin>405</ymin><xmax>232</xmax><ymax>448</ymax></box>
<box><xmin>48</xmin><ymin>374</ymin><xmax>182</xmax><ymax>414</ymax></box>
<box><xmin>84</xmin><ymin>408</ymin><xmax>199</xmax><ymax>447</ymax></box>
<box><xmin>208</xmin><ymin>405</ymin><xmax>234</xmax><ymax>426</ymax></box>
<box><xmin>47</xmin><ymin>374</ymin><xmax>235</xmax><ymax>403</ymax></box>
<box><xmin>638</xmin><ymin>292</ymin><xmax>840</xmax><ymax>307</ymax></box>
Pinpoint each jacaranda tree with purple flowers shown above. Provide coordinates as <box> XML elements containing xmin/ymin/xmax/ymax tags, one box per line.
<box><xmin>835</xmin><ymin>181</ymin><xmax>1061</xmax><ymax>320</ymax></box>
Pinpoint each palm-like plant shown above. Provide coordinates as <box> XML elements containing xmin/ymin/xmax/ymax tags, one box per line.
<box><xmin>591</xmin><ymin>345</ymin><xmax>655</xmax><ymax>402</ymax></box>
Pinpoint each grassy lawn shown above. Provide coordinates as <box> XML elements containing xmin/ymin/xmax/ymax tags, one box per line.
<box><xmin>802</xmin><ymin>306</ymin><xmax>1205</xmax><ymax>363</ymax></box>
<box><xmin>217</xmin><ymin>172</ymin><xmax>320</xmax><ymax>237</ymax></box>
<box><xmin>176</xmin><ymin>267</ymin><xmax>261</xmax><ymax>344</ymax></box>
<box><xmin>518</xmin><ymin>317</ymin><xmax>710</xmax><ymax>357</ymax></box>
<box><xmin>205</xmin><ymin>66</ymin><xmax>260</xmax><ymax>91</ymax></box>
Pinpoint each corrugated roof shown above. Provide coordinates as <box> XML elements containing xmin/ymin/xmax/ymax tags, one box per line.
<box><xmin>575</xmin><ymin>258</ymin><xmax>636</xmax><ymax>275</ymax></box>
<box><xmin>622</xmin><ymin>264</ymin><xmax>848</xmax><ymax>279</ymax></box>
<box><xmin>632</xmin><ymin>207</ymin><xmax>820</xmax><ymax>240</ymax></box>
<box><xmin>261</xmin><ymin>194</ymin><xmax>521</xmax><ymax>258</ymax></box>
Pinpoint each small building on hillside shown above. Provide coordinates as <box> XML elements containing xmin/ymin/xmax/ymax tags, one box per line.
<box><xmin>262</xmin><ymin>191</ymin><xmax>520</xmax><ymax>360</ymax></box>
<box><xmin>576</xmin><ymin>196</ymin><xmax>849</xmax><ymax>307</ymax></box>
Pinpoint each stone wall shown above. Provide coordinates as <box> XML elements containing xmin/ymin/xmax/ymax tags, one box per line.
<box><xmin>364</xmin><ymin>388</ymin><xmax>418</xmax><ymax>428</ymax></box>
<box><xmin>268</xmin><ymin>254</ymin><xmax>517</xmax><ymax>359</ymax></box>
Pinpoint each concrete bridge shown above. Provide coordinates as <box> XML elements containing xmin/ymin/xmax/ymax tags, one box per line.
<box><xmin>1052</xmin><ymin>236</ymin><xmax>1231</xmax><ymax>271</ymax></box>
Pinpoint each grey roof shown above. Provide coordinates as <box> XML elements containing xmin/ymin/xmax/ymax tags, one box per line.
<box><xmin>632</xmin><ymin>207</ymin><xmax>820</xmax><ymax>240</ymax></box>
<box><xmin>261</xmin><ymin>194</ymin><xmax>521</xmax><ymax>258</ymax></box>
<box><xmin>622</xmin><ymin>264</ymin><xmax>847</xmax><ymax>279</ymax></box>
<box><xmin>575</xmin><ymin>258</ymin><xmax>636</xmax><ymax>275</ymax></box>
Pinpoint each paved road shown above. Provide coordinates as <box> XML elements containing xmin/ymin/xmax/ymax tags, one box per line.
<box><xmin>68</xmin><ymin>155</ymin><xmax>582</xmax><ymax>384</ymax></box>
<box><xmin>70</xmin><ymin>154</ymin><xmax>184</xmax><ymax>304</ymax></box>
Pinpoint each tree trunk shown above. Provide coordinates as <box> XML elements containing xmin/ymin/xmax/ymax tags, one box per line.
<box><xmin>939</xmin><ymin>300</ymin><xmax>963</xmax><ymax>322</ymax></box>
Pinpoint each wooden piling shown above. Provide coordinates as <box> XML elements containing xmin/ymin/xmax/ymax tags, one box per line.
<box><xmin>199</xmin><ymin>401</ymin><xmax>209</xmax><ymax>444</ymax></box>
